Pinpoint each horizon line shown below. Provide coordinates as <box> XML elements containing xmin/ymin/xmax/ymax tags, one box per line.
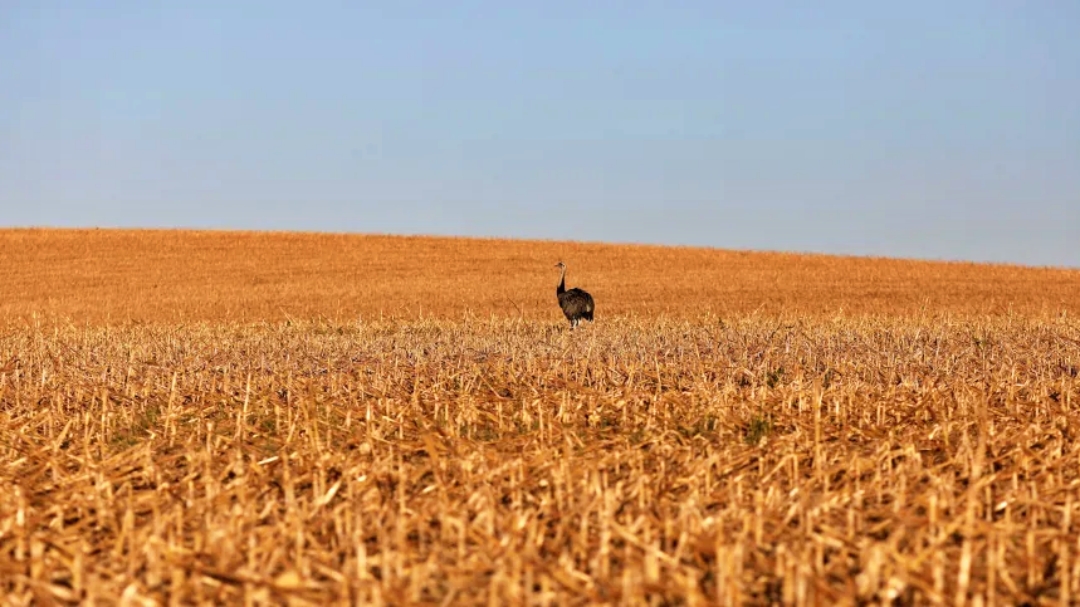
<box><xmin>3</xmin><ymin>224</ymin><xmax>1078</xmax><ymax>272</ymax></box>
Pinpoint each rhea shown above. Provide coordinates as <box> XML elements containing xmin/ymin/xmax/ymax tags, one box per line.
<box><xmin>554</xmin><ymin>261</ymin><xmax>595</xmax><ymax>329</ymax></box>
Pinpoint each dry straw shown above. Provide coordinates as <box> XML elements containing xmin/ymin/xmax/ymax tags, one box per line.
<box><xmin>1</xmin><ymin>229</ymin><xmax>1079</xmax><ymax>604</ymax></box>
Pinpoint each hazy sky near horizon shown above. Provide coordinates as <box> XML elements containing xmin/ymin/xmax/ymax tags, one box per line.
<box><xmin>2</xmin><ymin>2</ymin><xmax>1077</xmax><ymax>267</ymax></box>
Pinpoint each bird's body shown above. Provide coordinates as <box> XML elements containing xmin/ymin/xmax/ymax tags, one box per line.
<box><xmin>555</xmin><ymin>261</ymin><xmax>594</xmax><ymax>329</ymax></box>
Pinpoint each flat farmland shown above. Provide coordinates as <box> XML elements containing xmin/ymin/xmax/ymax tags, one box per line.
<box><xmin>1</xmin><ymin>228</ymin><xmax>1080</xmax><ymax>605</ymax></box>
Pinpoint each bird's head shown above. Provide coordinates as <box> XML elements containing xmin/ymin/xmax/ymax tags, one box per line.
<box><xmin>554</xmin><ymin>261</ymin><xmax>566</xmax><ymax>270</ymax></box>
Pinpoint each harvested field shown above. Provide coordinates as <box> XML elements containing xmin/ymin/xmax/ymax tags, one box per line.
<box><xmin>1</xmin><ymin>228</ymin><xmax>1076</xmax><ymax>325</ymax></box>
<box><xmin>1</xmin><ymin>228</ymin><xmax>1080</xmax><ymax>605</ymax></box>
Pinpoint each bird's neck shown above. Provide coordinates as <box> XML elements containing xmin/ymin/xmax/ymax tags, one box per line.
<box><xmin>557</xmin><ymin>268</ymin><xmax>566</xmax><ymax>295</ymax></box>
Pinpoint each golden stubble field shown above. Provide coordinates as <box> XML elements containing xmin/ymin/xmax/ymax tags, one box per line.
<box><xmin>1</xmin><ymin>228</ymin><xmax>1079</xmax><ymax>605</ymax></box>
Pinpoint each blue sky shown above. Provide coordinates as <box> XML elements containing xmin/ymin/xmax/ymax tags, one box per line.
<box><xmin>2</xmin><ymin>2</ymin><xmax>1077</xmax><ymax>267</ymax></box>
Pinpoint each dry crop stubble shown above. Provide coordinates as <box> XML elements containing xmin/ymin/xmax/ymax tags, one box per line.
<box><xmin>1</xmin><ymin>315</ymin><xmax>1079</xmax><ymax>604</ymax></box>
<box><xmin>1</xmin><ymin>229</ymin><xmax>1080</xmax><ymax>604</ymax></box>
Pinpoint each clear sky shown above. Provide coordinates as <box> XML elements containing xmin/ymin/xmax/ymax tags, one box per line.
<box><xmin>2</xmin><ymin>2</ymin><xmax>1077</xmax><ymax>267</ymax></box>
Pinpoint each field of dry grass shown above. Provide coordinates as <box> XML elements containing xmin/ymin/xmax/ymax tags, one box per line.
<box><xmin>1</xmin><ymin>228</ymin><xmax>1077</xmax><ymax>325</ymax></box>
<box><xmin>1</xmin><ymin>228</ymin><xmax>1079</xmax><ymax>605</ymax></box>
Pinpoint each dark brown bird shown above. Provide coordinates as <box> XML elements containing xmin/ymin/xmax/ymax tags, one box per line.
<box><xmin>554</xmin><ymin>261</ymin><xmax>594</xmax><ymax>329</ymax></box>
